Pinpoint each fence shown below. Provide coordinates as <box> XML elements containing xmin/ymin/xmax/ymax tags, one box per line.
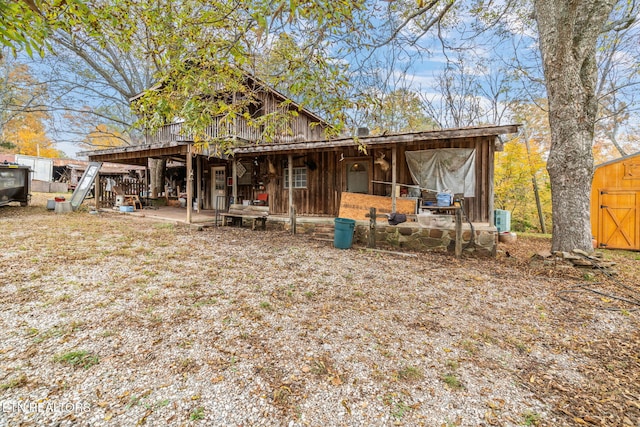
<box><xmin>98</xmin><ymin>177</ymin><xmax>146</xmax><ymax>208</ymax></box>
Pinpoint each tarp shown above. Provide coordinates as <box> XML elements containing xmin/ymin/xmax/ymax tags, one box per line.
<box><xmin>405</xmin><ymin>148</ymin><xmax>476</xmax><ymax>197</ymax></box>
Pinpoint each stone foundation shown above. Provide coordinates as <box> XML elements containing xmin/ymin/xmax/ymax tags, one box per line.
<box><xmin>268</xmin><ymin>216</ymin><xmax>498</xmax><ymax>257</ymax></box>
<box><xmin>361</xmin><ymin>222</ymin><xmax>497</xmax><ymax>257</ymax></box>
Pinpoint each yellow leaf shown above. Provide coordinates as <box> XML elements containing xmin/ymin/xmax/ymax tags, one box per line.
<box><xmin>104</xmin><ymin>412</ymin><xmax>113</xmax><ymax>421</ymax></box>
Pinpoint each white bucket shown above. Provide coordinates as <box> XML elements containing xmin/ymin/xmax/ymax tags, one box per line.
<box><xmin>115</xmin><ymin>195</ymin><xmax>125</xmax><ymax>207</ymax></box>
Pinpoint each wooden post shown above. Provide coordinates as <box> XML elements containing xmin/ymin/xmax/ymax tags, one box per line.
<box><xmin>455</xmin><ymin>207</ymin><xmax>463</xmax><ymax>258</ymax></box>
<box><xmin>368</xmin><ymin>207</ymin><xmax>376</xmax><ymax>248</ymax></box>
<box><xmin>391</xmin><ymin>146</ymin><xmax>397</xmax><ymax>212</ymax></box>
<box><xmin>94</xmin><ymin>171</ymin><xmax>101</xmax><ymax>210</ymax></box>
<box><xmin>196</xmin><ymin>155</ymin><xmax>202</xmax><ymax>212</ymax></box>
<box><xmin>232</xmin><ymin>160</ymin><xmax>238</xmax><ymax>205</ymax></box>
<box><xmin>288</xmin><ymin>154</ymin><xmax>294</xmax><ymax>234</ymax></box>
<box><xmin>186</xmin><ymin>144</ymin><xmax>193</xmax><ymax>224</ymax></box>
<box><xmin>290</xmin><ymin>205</ymin><xmax>297</xmax><ymax>234</ymax></box>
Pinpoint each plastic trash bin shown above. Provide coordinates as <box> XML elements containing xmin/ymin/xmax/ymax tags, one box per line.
<box><xmin>334</xmin><ymin>218</ymin><xmax>356</xmax><ymax>249</ymax></box>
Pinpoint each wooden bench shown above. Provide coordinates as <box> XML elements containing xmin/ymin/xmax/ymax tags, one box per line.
<box><xmin>221</xmin><ymin>204</ymin><xmax>269</xmax><ymax>230</ymax></box>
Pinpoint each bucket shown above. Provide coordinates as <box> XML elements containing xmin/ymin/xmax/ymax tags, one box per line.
<box><xmin>115</xmin><ymin>195</ymin><xmax>125</xmax><ymax>207</ymax></box>
<box><xmin>498</xmin><ymin>231</ymin><xmax>517</xmax><ymax>244</ymax></box>
<box><xmin>334</xmin><ymin>218</ymin><xmax>356</xmax><ymax>249</ymax></box>
<box><xmin>436</xmin><ymin>192</ymin><xmax>452</xmax><ymax>207</ymax></box>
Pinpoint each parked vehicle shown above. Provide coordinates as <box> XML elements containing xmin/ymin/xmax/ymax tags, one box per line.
<box><xmin>0</xmin><ymin>163</ymin><xmax>31</xmax><ymax>207</ymax></box>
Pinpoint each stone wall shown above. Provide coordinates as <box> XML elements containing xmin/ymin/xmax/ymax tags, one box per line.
<box><xmin>360</xmin><ymin>223</ymin><xmax>497</xmax><ymax>257</ymax></box>
<box><xmin>268</xmin><ymin>217</ymin><xmax>498</xmax><ymax>257</ymax></box>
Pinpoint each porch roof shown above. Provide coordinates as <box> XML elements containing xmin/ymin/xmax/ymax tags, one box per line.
<box><xmin>78</xmin><ymin>141</ymin><xmax>189</xmax><ymax>165</ymax></box>
<box><xmin>79</xmin><ymin>124</ymin><xmax>521</xmax><ymax>163</ymax></box>
<box><xmin>232</xmin><ymin>124</ymin><xmax>520</xmax><ymax>156</ymax></box>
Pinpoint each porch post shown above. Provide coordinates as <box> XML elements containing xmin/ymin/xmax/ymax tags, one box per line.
<box><xmin>232</xmin><ymin>160</ymin><xmax>238</xmax><ymax>204</ymax></box>
<box><xmin>186</xmin><ymin>144</ymin><xmax>193</xmax><ymax>224</ymax></box>
<box><xmin>288</xmin><ymin>153</ymin><xmax>295</xmax><ymax>234</ymax></box>
<box><xmin>95</xmin><ymin>170</ymin><xmax>101</xmax><ymax>210</ymax></box>
<box><xmin>196</xmin><ymin>155</ymin><xmax>202</xmax><ymax>212</ymax></box>
<box><xmin>391</xmin><ymin>146</ymin><xmax>397</xmax><ymax>212</ymax></box>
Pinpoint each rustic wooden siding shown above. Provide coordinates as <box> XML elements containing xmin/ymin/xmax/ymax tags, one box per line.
<box><xmin>146</xmin><ymin>91</ymin><xmax>328</xmax><ymax>145</ymax></box>
<box><xmin>249</xmin><ymin>136</ymin><xmax>494</xmax><ymax>222</ymax></box>
<box><xmin>590</xmin><ymin>154</ymin><xmax>640</xmax><ymax>250</ymax></box>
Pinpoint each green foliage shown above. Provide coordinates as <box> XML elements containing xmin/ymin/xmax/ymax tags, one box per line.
<box><xmin>0</xmin><ymin>0</ymin><xmax>94</xmax><ymax>58</ymax></box>
<box><xmin>54</xmin><ymin>350</ymin><xmax>100</xmax><ymax>369</ymax></box>
<box><xmin>189</xmin><ymin>406</ymin><xmax>205</xmax><ymax>421</ymax></box>
<box><xmin>441</xmin><ymin>372</ymin><xmax>463</xmax><ymax>389</ymax></box>
<box><xmin>494</xmin><ymin>123</ymin><xmax>552</xmax><ymax>233</ymax></box>
<box><xmin>363</xmin><ymin>88</ymin><xmax>438</xmax><ymax>134</ymax></box>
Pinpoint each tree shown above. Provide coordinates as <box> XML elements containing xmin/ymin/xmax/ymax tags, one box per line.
<box><xmin>533</xmin><ymin>0</ymin><xmax>633</xmax><ymax>252</ymax></box>
<box><xmin>358</xmin><ymin>88</ymin><xmax>436</xmax><ymax>134</ymax></box>
<box><xmin>494</xmin><ymin>134</ymin><xmax>551</xmax><ymax>232</ymax></box>
<box><xmin>372</xmin><ymin>0</ymin><xmax>637</xmax><ymax>252</ymax></box>
<box><xmin>4</xmin><ymin>110</ymin><xmax>62</xmax><ymax>157</ymax></box>
<box><xmin>0</xmin><ymin>56</ymin><xmax>62</xmax><ymax>156</ymax></box>
<box><xmin>0</xmin><ymin>0</ymin><xmax>93</xmax><ymax>58</ymax></box>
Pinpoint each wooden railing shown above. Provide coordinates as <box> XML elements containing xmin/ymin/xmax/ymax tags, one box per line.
<box><xmin>145</xmin><ymin>117</ymin><xmax>261</xmax><ymax>144</ymax></box>
<box><xmin>145</xmin><ymin>115</ymin><xmax>326</xmax><ymax>145</ymax></box>
<box><xmin>98</xmin><ymin>178</ymin><xmax>146</xmax><ymax>208</ymax></box>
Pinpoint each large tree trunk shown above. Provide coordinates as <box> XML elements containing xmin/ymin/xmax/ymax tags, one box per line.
<box><xmin>148</xmin><ymin>158</ymin><xmax>166</xmax><ymax>198</ymax></box>
<box><xmin>534</xmin><ymin>0</ymin><xmax>615</xmax><ymax>252</ymax></box>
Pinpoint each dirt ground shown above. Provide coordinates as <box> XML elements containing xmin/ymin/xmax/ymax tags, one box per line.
<box><xmin>0</xmin><ymin>195</ymin><xmax>638</xmax><ymax>426</ymax></box>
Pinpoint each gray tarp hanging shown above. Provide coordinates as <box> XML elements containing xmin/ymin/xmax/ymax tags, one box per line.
<box><xmin>405</xmin><ymin>148</ymin><xmax>476</xmax><ymax>197</ymax></box>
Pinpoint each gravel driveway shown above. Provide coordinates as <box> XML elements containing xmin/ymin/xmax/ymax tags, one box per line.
<box><xmin>1</xmin><ymin>202</ymin><xmax>638</xmax><ymax>426</ymax></box>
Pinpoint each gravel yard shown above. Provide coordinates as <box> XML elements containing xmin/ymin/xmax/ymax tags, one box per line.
<box><xmin>1</xmin><ymin>197</ymin><xmax>639</xmax><ymax>427</ymax></box>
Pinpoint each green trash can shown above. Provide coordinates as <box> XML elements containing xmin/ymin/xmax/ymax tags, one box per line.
<box><xmin>334</xmin><ymin>218</ymin><xmax>356</xmax><ymax>249</ymax></box>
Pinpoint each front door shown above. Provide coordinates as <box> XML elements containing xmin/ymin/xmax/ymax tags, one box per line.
<box><xmin>346</xmin><ymin>161</ymin><xmax>369</xmax><ymax>193</ymax></box>
<box><xmin>598</xmin><ymin>190</ymin><xmax>639</xmax><ymax>250</ymax></box>
<box><xmin>211</xmin><ymin>166</ymin><xmax>226</xmax><ymax>211</ymax></box>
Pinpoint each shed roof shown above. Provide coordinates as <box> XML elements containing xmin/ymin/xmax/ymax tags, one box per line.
<box><xmin>594</xmin><ymin>151</ymin><xmax>640</xmax><ymax>169</ymax></box>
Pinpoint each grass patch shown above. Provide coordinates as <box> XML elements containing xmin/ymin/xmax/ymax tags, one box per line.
<box><xmin>259</xmin><ymin>301</ymin><xmax>272</xmax><ymax>310</ymax></box>
<box><xmin>0</xmin><ymin>373</ymin><xmax>27</xmax><ymax>390</ymax></box>
<box><xmin>441</xmin><ymin>373</ymin><xmax>463</xmax><ymax>390</ymax></box>
<box><xmin>53</xmin><ymin>350</ymin><xmax>100</xmax><ymax>369</ymax></box>
<box><xmin>396</xmin><ymin>365</ymin><xmax>423</xmax><ymax>381</ymax></box>
<box><xmin>189</xmin><ymin>406</ymin><xmax>205</xmax><ymax>421</ymax></box>
<box><xmin>522</xmin><ymin>410</ymin><xmax>541</xmax><ymax>426</ymax></box>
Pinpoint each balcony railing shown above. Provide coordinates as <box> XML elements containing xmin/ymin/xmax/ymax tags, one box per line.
<box><xmin>145</xmin><ymin>114</ymin><xmax>327</xmax><ymax>146</ymax></box>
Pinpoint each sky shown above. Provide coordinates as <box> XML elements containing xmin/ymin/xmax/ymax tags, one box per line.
<box><xmin>9</xmin><ymin>1</ymin><xmax>640</xmax><ymax>160</ymax></box>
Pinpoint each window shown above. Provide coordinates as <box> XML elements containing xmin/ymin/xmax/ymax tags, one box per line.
<box><xmin>283</xmin><ymin>167</ymin><xmax>307</xmax><ymax>189</ymax></box>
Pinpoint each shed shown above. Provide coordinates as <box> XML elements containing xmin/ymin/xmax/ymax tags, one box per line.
<box><xmin>590</xmin><ymin>151</ymin><xmax>640</xmax><ymax>250</ymax></box>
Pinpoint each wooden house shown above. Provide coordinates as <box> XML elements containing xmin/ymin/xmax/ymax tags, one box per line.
<box><xmin>82</xmin><ymin>73</ymin><xmax>520</xmax><ymax>255</ymax></box>
<box><xmin>231</xmin><ymin>125</ymin><xmax>519</xmax><ymax>223</ymax></box>
<box><xmin>591</xmin><ymin>152</ymin><xmax>640</xmax><ymax>250</ymax></box>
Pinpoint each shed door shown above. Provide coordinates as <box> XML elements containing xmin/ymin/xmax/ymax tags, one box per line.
<box><xmin>598</xmin><ymin>190</ymin><xmax>640</xmax><ymax>250</ymax></box>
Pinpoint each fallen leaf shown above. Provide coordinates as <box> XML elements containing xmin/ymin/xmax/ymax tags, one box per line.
<box><xmin>341</xmin><ymin>399</ymin><xmax>351</xmax><ymax>415</ymax></box>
